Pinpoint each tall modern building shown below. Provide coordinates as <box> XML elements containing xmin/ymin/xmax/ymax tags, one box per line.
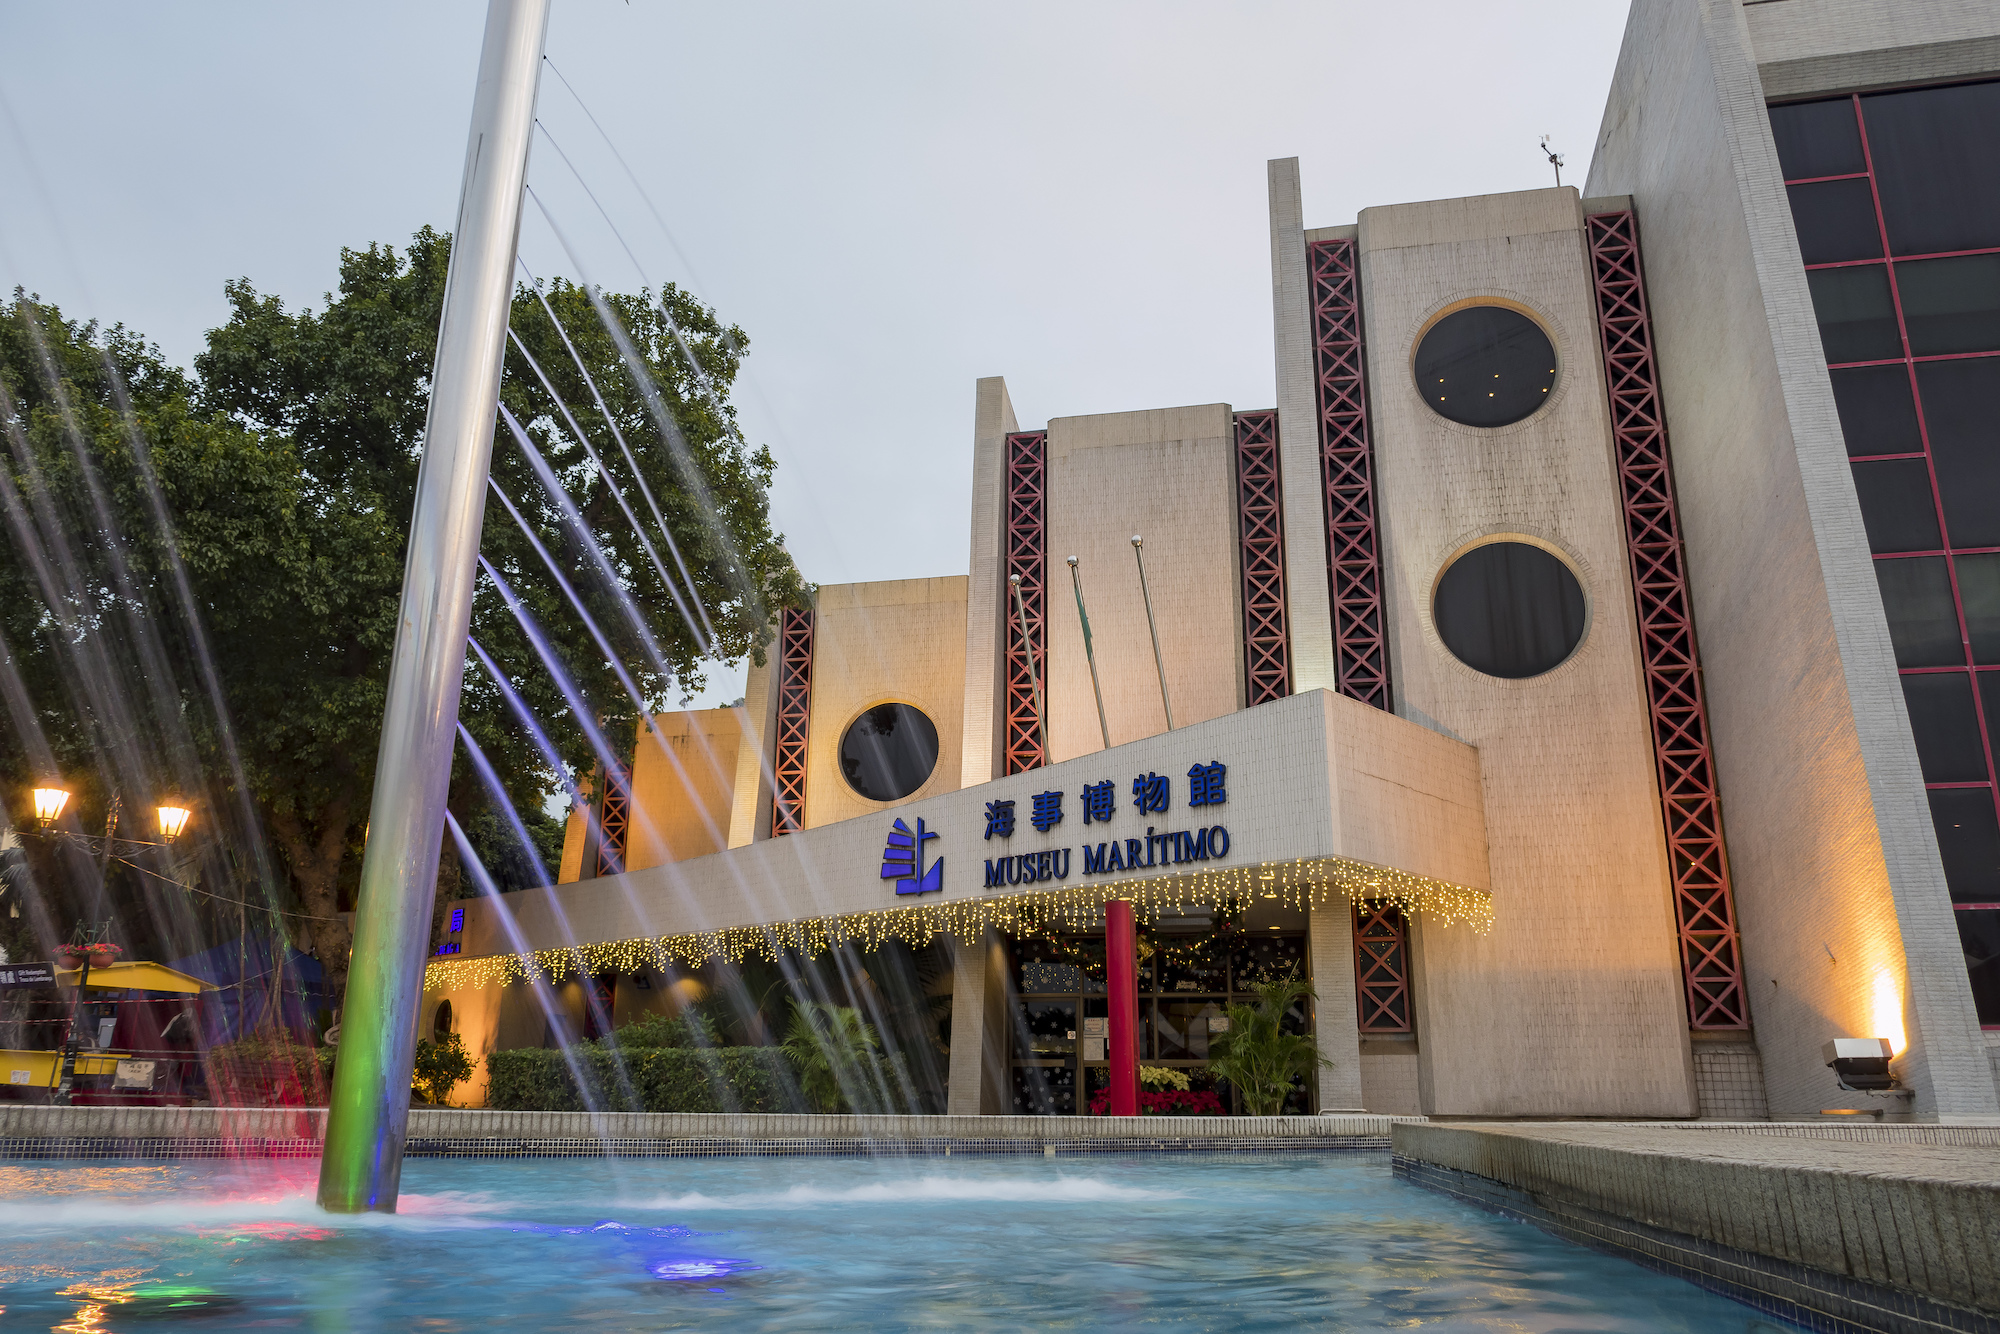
<box><xmin>431</xmin><ymin>0</ymin><xmax>2000</xmax><ymax>1122</ymax></box>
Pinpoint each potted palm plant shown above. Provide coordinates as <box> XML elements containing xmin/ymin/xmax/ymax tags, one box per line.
<box><xmin>781</xmin><ymin>1000</ymin><xmax>883</xmax><ymax>1113</ymax></box>
<box><xmin>1206</xmin><ymin>974</ymin><xmax>1331</xmax><ymax>1115</ymax></box>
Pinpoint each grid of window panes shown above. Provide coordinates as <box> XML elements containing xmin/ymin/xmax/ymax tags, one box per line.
<box><xmin>1007</xmin><ymin>929</ymin><xmax>1311</xmax><ymax>1115</ymax></box>
<box><xmin>1773</xmin><ymin>81</ymin><xmax>2000</xmax><ymax>1025</ymax></box>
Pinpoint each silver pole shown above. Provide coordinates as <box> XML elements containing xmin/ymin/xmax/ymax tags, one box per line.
<box><xmin>1067</xmin><ymin>556</ymin><xmax>1110</xmax><ymax>751</ymax></box>
<box><xmin>1131</xmin><ymin>535</ymin><xmax>1174</xmax><ymax>731</ymax></box>
<box><xmin>1010</xmin><ymin>573</ymin><xmax>1050</xmax><ymax>766</ymax></box>
<box><xmin>318</xmin><ymin>0</ymin><xmax>549</xmax><ymax>1215</ymax></box>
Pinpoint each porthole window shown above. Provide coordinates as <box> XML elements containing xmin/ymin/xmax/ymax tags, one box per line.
<box><xmin>1414</xmin><ymin>306</ymin><xmax>1558</xmax><ymax>427</ymax></box>
<box><xmin>839</xmin><ymin>702</ymin><xmax>939</xmax><ymax>801</ymax></box>
<box><xmin>433</xmin><ymin>999</ymin><xmax>454</xmax><ymax>1041</ymax></box>
<box><xmin>1433</xmin><ymin>542</ymin><xmax>1587</xmax><ymax>679</ymax></box>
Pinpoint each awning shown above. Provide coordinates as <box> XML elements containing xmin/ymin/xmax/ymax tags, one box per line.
<box><xmin>53</xmin><ymin>961</ymin><xmax>219</xmax><ymax>994</ymax></box>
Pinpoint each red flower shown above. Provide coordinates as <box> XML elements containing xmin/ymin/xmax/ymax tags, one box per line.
<box><xmin>1088</xmin><ymin>1087</ymin><xmax>1227</xmax><ymax>1117</ymax></box>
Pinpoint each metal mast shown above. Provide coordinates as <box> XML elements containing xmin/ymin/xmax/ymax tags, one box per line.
<box><xmin>318</xmin><ymin>0</ymin><xmax>550</xmax><ymax>1213</ymax></box>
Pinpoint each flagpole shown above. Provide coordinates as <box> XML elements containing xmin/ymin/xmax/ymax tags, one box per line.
<box><xmin>1067</xmin><ymin>557</ymin><xmax>1111</xmax><ymax>751</ymax></box>
<box><xmin>1131</xmin><ymin>535</ymin><xmax>1174</xmax><ymax>731</ymax></box>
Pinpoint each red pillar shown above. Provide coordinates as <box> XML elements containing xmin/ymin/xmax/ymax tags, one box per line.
<box><xmin>1105</xmin><ymin>899</ymin><xmax>1139</xmax><ymax>1116</ymax></box>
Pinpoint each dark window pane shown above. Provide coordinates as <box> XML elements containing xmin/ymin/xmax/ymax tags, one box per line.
<box><xmin>1875</xmin><ymin>557</ymin><xmax>1962</xmax><ymax>666</ymax></box>
<box><xmin>838</xmin><ymin>702</ymin><xmax>939</xmax><ymax>801</ymax></box>
<box><xmin>1009</xmin><ymin>1063</ymin><xmax>1074</xmax><ymax>1115</ymax></box>
<box><xmin>1769</xmin><ymin>98</ymin><xmax>1866</xmax><ymax>180</ymax></box>
<box><xmin>1903</xmin><ymin>673</ymin><xmax>1987</xmax><ymax>782</ymax></box>
<box><xmin>1830</xmin><ymin>365</ymin><xmax>1922</xmax><ymax>457</ymax></box>
<box><xmin>1156</xmin><ymin>934</ymin><xmax>1228</xmax><ymax>994</ymax></box>
<box><xmin>1915</xmin><ymin>358</ymin><xmax>2000</xmax><ymax>547</ymax></box>
<box><xmin>1787</xmin><ymin>179</ymin><xmax>1883</xmax><ymax>264</ymax></box>
<box><xmin>1013</xmin><ymin>936</ymin><xmax>1106</xmax><ymax>994</ymax></box>
<box><xmin>1850</xmin><ymin>458</ymin><xmax>1941</xmax><ymax>552</ymax></box>
<box><xmin>1807</xmin><ymin>265</ymin><xmax>1902</xmax><ymax>363</ymax></box>
<box><xmin>1929</xmin><ymin>787</ymin><xmax>2000</xmax><ymax>902</ymax></box>
<box><xmin>1955</xmin><ymin>909</ymin><xmax>2000</xmax><ymax>1024</ymax></box>
<box><xmin>1862</xmin><ymin>81</ymin><xmax>2000</xmax><ymax>256</ymax></box>
<box><xmin>1432</xmin><ymin>542</ymin><xmax>1587</xmax><ymax>679</ymax></box>
<box><xmin>1412</xmin><ymin>306</ymin><xmax>1557</xmax><ymax>428</ymax></box>
<box><xmin>1896</xmin><ymin>254</ymin><xmax>2000</xmax><ymax>356</ymax></box>
<box><xmin>1228</xmin><ymin>933</ymin><xmax>1309</xmax><ymax>991</ymax></box>
<box><xmin>1960</xmin><ymin>555</ymin><xmax>2000</xmax><ymax>664</ymax></box>
<box><xmin>1156</xmin><ymin>1000</ymin><xmax>1227</xmax><ymax>1060</ymax></box>
<box><xmin>1014</xmin><ymin>1000</ymin><xmax>1076</xmax><ymax>1058</ymax></box>
<box><xmin>1977</xmin><ymin>675</ymin><xmax>2000</xmax><ymax>779</ymax></box>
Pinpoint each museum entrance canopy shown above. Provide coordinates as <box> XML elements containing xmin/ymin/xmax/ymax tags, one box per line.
<box><xmin>428</xmin><ymin>689</ymin><xmax>1492</xmax><ymax>990</ymax></box>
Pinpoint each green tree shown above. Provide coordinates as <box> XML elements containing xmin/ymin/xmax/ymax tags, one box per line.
<box><xmin>1207</xmin><ymin>975</ymin><xmax>1330</xmax><ymax>1116</ymax></box>
<box><xmin>0</xmin><ymin>229</ymin><xmax>804</xmax><ymax>999</ymax></box>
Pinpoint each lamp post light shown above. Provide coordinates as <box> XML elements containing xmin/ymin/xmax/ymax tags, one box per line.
<box><xmin>31</xmin><ymin>787</ymin><xmax>70</xmax><ymax>825</ymax></box>
<box><xmin>17</xmin><ymin>782</ymin><xmax>193</xmax><ymax>857</ymax></box>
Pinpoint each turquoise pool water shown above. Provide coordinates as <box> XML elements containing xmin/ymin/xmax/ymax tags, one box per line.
<box><xmin>0</xmin><ymin>1154</ymin><xmax>1792</xmax><ymax>1331</ymax></box>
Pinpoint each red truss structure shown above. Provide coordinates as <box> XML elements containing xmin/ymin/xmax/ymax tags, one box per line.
<box><xmin>771</xmin><ymin>605</ymin><xmax>815</xmax><ymax>836</ymax></box>
<box><xmin>594</xmin><ymin>762</ymin><xmax>631</xmax><ymax>878</ymax></box>
<box><xmin>1353</xmin><ymin>903</ymin><xmax>1412</xmax><ymax>1033</ymax></box>
<box><xmin>1003</xmin><ymin>430</ymin><xmax>1049</xmax><ymax>774</ymax></box>
<box><xmin>1307</xmin><ymin>239</ymin><xmax>1391</xmax><ymax>712</ymax></box>
<box><xmin>1586</xmin><ymin>209</ymin><xmax>1748</xmax><ymax>1030</ymax></box>
<box><xmin>1235</xmin><ymin>410</ymin><xmax>1291</xmax><ymax>706</ymax></box>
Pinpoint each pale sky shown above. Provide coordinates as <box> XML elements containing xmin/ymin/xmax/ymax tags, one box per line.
<box><xmin>1</xmin><ymin>1</ymin><xmax>1630</xmax><ymax>705</ymax></box>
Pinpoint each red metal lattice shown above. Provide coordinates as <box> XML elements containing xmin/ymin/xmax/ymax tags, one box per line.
<box><xmin>1353</xmin><ymin>902</ymin><xmax>1411</xmax><ymax>1033</ymax></box>
<box><xmin>1003</xmin><ymin>431</ymin><xmax>1048</xmax><ymax>774</ymax></box>
<box><xmin>594</xmin><ymin>762</ymin><xmax>631</xmax><ymax>877</ymax></box>
<box><xmin>1586</xmin><ymin>209</ymin><xmax>1749</xmax><ymax>1030</ymax></box>
<box><xmin>770</xmin><ymin>605</ymin><xmax>814</xmax><ymax>836</ymax></box>
<box><xmin>1235</xmin><ymin>410</ymin><xmax>1291</xmax><ymax>706</ymax></box>
<box><xmin>1307</xmin><ymin>239</ymin><xmax>1391</xmax><ymax>711</ymax></box>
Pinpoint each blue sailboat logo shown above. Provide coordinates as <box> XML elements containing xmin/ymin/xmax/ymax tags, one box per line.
<box><xmin>881</xmin><ymin>817</ymin><xmax>942</xmax><ymax>896</ymax></box>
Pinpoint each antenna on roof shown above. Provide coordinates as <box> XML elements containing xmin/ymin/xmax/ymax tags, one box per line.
<box><xmin>1540</xmin><ymin>135</ymin><xmax>1565</xmax><ymax>187</ymax></box>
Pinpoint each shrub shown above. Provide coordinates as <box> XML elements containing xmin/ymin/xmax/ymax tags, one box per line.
<box><xmin>203</xmin><ymin>1034</ymin><xmax>325</xmax><ymax>1106</ymax></box>
<box><xmin>485</xmin><ymin>1046</ymin><xmax>792</xmax><ymax>1113</ymax></box>
<box><xmin>413</xmin><ymin>1033</ymin><xmax>474</xmax><ymax>1105</ymax></box>
<box><xmin>483</xmin><ymin>1043</ymin><xmax>914</xmax><ymax>1114</ymax></box>
<box><xmin>595</xmin><ymin>1010</ymin><xmax>718</xmax><ymax>1050</ymax></box>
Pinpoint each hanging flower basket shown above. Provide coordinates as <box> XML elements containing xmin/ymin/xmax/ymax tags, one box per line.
<box><xmin>57</xmin><ymin>942</ymin><xmax>124</xmax><ymax>966</ymax></box>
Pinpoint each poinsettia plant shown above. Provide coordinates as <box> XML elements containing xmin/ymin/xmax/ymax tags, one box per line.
<box><xmin>1089</xmin><ymin>1087</ymin><xmax>1227</xmax><ymax>1117</ymax></box>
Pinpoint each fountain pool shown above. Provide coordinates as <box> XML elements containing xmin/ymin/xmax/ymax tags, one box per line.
<box><xmin>0</xmin><ymin>1152</ymin><xmax>1794</xmax><ymax>1331</ymax></box>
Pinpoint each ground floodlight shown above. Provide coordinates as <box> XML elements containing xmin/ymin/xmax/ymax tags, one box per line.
<box><xmin>1823</xmin><ymin>1037</ymin><xmax>1896</xmax><ymax>1091</ymax></box>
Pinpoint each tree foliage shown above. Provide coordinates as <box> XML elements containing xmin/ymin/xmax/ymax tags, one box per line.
<box><xmin>0</xmin><ymin>228</ymin><xmax>803</xmax><ymax>1001</ymax></box>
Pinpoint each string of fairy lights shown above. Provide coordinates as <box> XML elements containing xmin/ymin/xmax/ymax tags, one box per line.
<box><xmin>421</xmin><ymin>854</ymin><xmax>1494</xmax><ymax>993</ymax></box>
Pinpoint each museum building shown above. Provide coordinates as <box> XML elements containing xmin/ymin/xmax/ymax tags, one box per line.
<box><xmin>427</xmin><ymin>0</ymin><xmax>2000</xmax><ymax>1122</ymax></box>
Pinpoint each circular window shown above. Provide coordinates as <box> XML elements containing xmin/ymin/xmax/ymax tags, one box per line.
<box><xmin>839</xmin><ymin>703</ymin><xmax>939</xmax><ymax>801</ymax></box>
<box><xmin>1413</xmin><ymin>306</ymin><xmax>1558</xmax><ymax>427</ymax></box>
<box><xmin>1433</xmin><ymin>542</ymin><xmax>1587</xmax><ymax>679</ymax></box>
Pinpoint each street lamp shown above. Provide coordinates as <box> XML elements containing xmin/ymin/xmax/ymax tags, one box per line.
<box><xmin>156</xmin><ymin>805</ymin><xmax>193</xmax><ymax>841</ymax></box>
<box><xmin>32</xmin><ymin>787</ymin><xmax>70</xmax><ymax>824</ymax></box>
